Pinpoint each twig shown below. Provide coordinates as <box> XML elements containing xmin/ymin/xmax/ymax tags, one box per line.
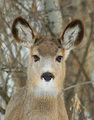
<box><xmin>71</xmin><ymin>51</ymin><xmax>90</xmax><ymax>81</ymax></box>
<box><xmin>64</xmin><ymin>81</ymin><xmax>94</xmax><ymax>91</ymax></box>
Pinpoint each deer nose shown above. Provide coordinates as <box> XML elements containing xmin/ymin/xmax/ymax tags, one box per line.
<box><xmin>41</xmin><ymin>72</ymin><xmax>54</xmax><ymax>82</ymax></box>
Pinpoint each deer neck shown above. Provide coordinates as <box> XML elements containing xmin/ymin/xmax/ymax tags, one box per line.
<box><xmin>33</xmin><ymin>96</ymin><xmax>58</xmax><ymax>111</ymax></box>
<box><xmin>26</xmin><ymin>89</ymin><xmax>62</xmax><ymax>119</ymax></box>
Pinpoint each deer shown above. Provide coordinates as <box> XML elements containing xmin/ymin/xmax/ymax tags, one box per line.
<box><xmin>4</xmin><ymin>16</ymin><xmax>84</xmax><ymax>120</ymax></box>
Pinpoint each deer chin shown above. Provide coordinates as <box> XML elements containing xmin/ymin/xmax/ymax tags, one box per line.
<box><xmin>32</xmin><ymin>79</ymin><xmax>59</xmax><ymax>97</ymax></box>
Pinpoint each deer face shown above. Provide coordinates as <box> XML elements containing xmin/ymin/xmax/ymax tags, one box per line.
<box><xmin>12</xmin><ymin>17</ymin><xmax>84</xmax><ymax>96</ymax></box>
<box><xmin>27</xmin><ymin>37</ymin><xmax>65</xmax><ymax>96</ymax></box>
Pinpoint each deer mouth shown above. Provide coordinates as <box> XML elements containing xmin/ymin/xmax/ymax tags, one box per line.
<box><xmin>41</xmin><ymin>72</ymin><xmax>54</xmax><ymax>82</ymax></box>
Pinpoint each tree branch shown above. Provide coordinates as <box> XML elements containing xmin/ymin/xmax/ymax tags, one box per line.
<box><xmin>64</xmin><ymin>81</ymin><xmax>94</xmax><ymax>91</ymax></box>
<box><xmin>71</xmin><ymin>51</ymin><xmax>90</xmax><ymax>81</ymax></box>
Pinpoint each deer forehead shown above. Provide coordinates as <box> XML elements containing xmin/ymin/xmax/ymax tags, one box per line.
<box><xmin>31</xmin><ymin>37</ymin><xmax>63</xmax><ymax>57</ymax></box>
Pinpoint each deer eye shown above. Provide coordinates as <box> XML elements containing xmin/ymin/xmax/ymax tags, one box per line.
<box><xmin>33</xmin><ymin>55</ymin><xmax>40</xmax><ymax>62</ymax></box>
<box><xmin>56</xmin><ymin>56</ymin><xmax>63</xmax><ymax>63</ymax></box>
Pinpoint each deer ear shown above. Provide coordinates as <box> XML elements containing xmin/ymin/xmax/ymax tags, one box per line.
<box><xmin>12</xmin><ymin>16</ymin><xmax>36</xmax><ymax>48</ymax></box>
<box><xmin>61</xmin><ymin>19</ymin><xmax>84</xmax><ymax>59</ymax></box>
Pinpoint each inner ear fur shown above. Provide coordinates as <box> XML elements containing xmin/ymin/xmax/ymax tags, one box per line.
<box><xmin>12</xmin><ymin>16</ymin><xmax>35</xmax><ymax>44</ymax></box>
<box><xmin>62</xmin><ymin>19</ymin><xmax>84</xmax><ymax>47</ymax></box>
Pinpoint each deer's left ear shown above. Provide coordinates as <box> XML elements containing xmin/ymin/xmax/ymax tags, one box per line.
<box><xmin>61</xmin><ymin>19</ymin><xmax>84</xmax><ymax>59</ymax></box>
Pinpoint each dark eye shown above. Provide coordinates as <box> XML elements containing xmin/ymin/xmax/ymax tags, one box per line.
<box><xmin>33</xmin><ymin>55</ymin><xmax>40</xmax><ymax>62</ymax></box>
<box><xmin>56</xmin><ymin>56</ymin><xmax>63</xmax><ymax>63</ymax></box>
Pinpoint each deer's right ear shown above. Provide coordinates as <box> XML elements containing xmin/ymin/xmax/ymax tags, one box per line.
<box><xmin>12</xmin><ymin>16</ymin><xmax>36</xmax><ymax>48</ymax></box>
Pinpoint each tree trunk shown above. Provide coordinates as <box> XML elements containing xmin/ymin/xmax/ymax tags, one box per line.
<box><xmin>42</xmin><ymin>0</ymin><xmax>63</xmax><ymax>35</ymax></box>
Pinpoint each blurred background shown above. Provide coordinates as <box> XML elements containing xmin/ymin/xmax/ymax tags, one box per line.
<box><xmin>0</xmin><ymin>0</ymin><xmax>94</xmax><ymax>120</ymax></box>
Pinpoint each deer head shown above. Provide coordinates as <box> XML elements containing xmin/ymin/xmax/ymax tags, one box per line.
<box><xmin>12</xmin><ymin>17</ymin><xmax>84</xmax><ymax>97</ymax></box>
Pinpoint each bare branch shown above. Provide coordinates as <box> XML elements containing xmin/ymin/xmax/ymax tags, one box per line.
<box><xmin>71</xmin><ymin>51</ymin><xmax>90</xmax><ymax>81</ymax></box>
<box><xmin>64</xmin><ymin>81</ymin><xmax>94</xmax><ymax>91</ymax></box>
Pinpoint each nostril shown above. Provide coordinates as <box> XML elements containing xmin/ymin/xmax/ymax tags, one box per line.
<box><xmin>41</xmin><ymin>72</ymin><xmax>54</xmax><ymax>82</ymax></box>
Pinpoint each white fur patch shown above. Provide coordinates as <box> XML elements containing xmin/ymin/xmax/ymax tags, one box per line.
<box><xmin>32</xmin><ymin>79</ymin><xmax>59</xmax><ymax>97</ymax></box>
<box><xmin>16</xmin><ymin>22</ymin><xmax>34</xmax><ymax>47</ymax></box>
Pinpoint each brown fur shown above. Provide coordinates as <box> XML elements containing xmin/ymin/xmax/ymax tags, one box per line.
<box><xmin>35</xmin><ymin>37</ymin><xmax>62</xmax><ymax>56</ymax></box>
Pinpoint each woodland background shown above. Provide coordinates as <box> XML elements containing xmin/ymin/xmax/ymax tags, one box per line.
<box><xmin>0</xmin><ymin>0</ymin><xmax>94</xmax><ymax>120</ymax></box>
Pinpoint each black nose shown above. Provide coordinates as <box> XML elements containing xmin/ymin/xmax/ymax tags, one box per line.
<box><xmin>41</xmin><ymin>72</ymin><xmax>54</xmax><ymax>82</ymax></box>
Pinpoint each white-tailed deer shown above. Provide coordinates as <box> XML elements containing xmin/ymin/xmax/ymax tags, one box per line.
<box><xmin>4</xmin><ymin>17</ymin><xmax>84</xmax><ymax>120</ymax></box>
